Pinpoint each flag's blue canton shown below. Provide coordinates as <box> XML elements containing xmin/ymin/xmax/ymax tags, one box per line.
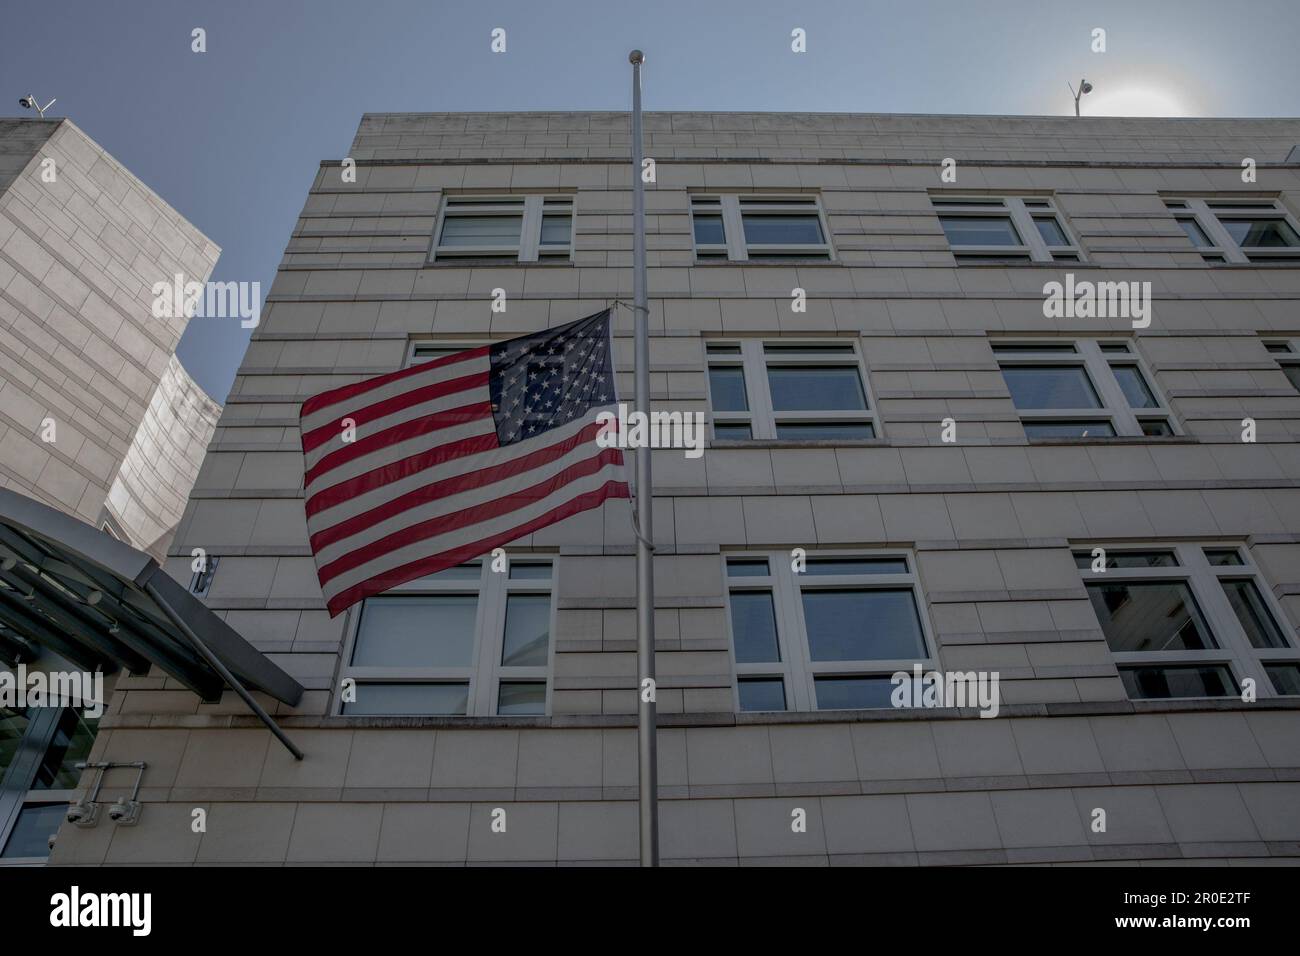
<box><xmin>488</xmin><ymin>309</ymin><xmax>616</xmax><ymax>447</ymax></box>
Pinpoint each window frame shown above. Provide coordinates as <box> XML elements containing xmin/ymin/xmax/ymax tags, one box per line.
<box><xmin>705</xmin><ymin>339</ymin><xmax>881</xmax><ymax>441</ymax></box>
<box><xmin>1077</xmin><ymin>542</ymin><xmax>1300</xmax><ymax>700</ymax></box>
<box><xmin>335</xmin><ymin>559</ymin><xmax>557</xmax><ymax>717</ymax></box>
<box><xmin>994</xmin><ymin>338</ymin><xmax>1178</xmax><ymax>439</ymax></box>
<box><xmin>932</xmin><ymin>195</ymin><xmax>1083</xmax><ymax>264</ymax></box>
<box><xmin>722</xmin><ymin>549</ymin><xmax>937</xmax><ymax>713</ymax></box>
<box><xmin>689</xmin><ymin>194</ymin><xmax>835</xmax><ymax>262</ymax></box>
<box><xmin>428</xmin><ymin>194</ymin><xmax>574</xmax><ymax>264</ymax></box>
<box><xmin>1</xmin><ymin>704</ymin><xmax>99</xmax><ymax>866</ymax></box>
<box><xmin>1163</xmin><ymin>197</ymin><xmax>1300</xmax><ymax>264</ymax></box>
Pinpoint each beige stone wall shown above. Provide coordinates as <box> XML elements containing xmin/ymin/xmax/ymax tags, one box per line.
<box><xmin>0</xmin><ymin>118</ymin><xmax>219</xmax><ymax>525</ymax></box>
<box><xmin>56</xmin><ymin>112</ymin><xmax>1300</xmax><ymax>865</ymax></box>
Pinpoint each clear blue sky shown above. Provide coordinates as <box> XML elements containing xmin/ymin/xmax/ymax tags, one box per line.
<box><xmin>3</xmin><ymin>0</ymin><xmax>1298</xmax><ymax>399</ymax></box>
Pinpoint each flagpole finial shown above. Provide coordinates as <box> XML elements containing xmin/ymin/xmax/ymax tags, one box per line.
<box><xmin>629</xmin><ymin>49</ymin><xmax>644</xmax><ymax>65</ymax></box>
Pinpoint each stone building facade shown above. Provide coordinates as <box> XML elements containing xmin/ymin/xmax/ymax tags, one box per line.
<box><xmin>0</xmin><ymin>118</ymin><xmax>221</xmax><ymax>550</ymax></box>
<box><xmin>48</xmin><ymin>111</ymin><xmax>1300</xmax><ymax>866</ymax></box>
<box><xmin>0</xmin><ymin>117</ymin><xmax>221</xmax><ymax>862</ymax></box>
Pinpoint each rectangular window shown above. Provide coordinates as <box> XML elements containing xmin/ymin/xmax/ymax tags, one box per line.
<box><xmin>995</xmin><ymin>339</ymin><xmax>1176</xmax><ymax>439</ymax></box>
<box><xmin>932</xmin><ymin>195</ymin><xmax>1082</xmax><ymax>263</ymax></box>
<box><xmin>0</xmin><ymin>704</ymin><xmax>99</xmax><ymax>865</ymax></box>
<box><xmin>1164</xmin><ymin>197</ymin><xmax>1300</xmax><ymax>264</ymax></box>
<box><xmin>1076</xmin><ymin>543</ymin><xmax>1298</xmax><ymax>700</ymax></box>
<box><xmin>1263</xmin><ymin>338</ymin><xmax>1300</xmax><ymax>394</ymax></box>
<box><xmin>431</xmin><ymin>195</ymin><xmax>573</xmax><ymax>263</ymax></box>
<box><xmin>690</xmin><ymin>195</ymin><xmax>833</xmax><ymax>261</ymax></box>
<box><xmin>339</xmin><ymin>560</ymin><xmax>554</xmax><ymax>716</ymax></box>
<box><xmin>724</xmin><ymin>551</ymin><xmax>934</xmax><ymax>712</ymax></box>
<box><xmin>705</xmin><ymin>340</ymin><xmax>879</xmax><ymax>441</ymax></box>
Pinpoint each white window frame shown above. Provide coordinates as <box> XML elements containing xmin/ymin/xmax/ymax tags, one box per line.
<box><xmin>1164</xmin><ymin>197</ymin><xmax>1300</xmax><ymax>264</ymax></box>
<box><xmin>994</xmin><ymin>338</ymin><xmax>1178</xmax><ymax>439</ymax></box>
<box><xmin>690</xmin><ymin>194</ymin><xmax>834</xmax><ymax>262</ymax></box>
<box><xmin>1077</xmin><ymin>542</ymin><xmax>1300</xmax><ymax>700</ymax></box>
<box><xmin>429</xmin><ymin>194</ymin><xmax>574</xmax><ymax>263</ymax></box>
<box><xmin>723</xmin><ymin>550</ymin><xmax>937</xmax><ymax>713</ymax></box>
<box><xmin>705</xmin><ymin>339</ymin><xmax>881</xmax><ymax>441</ymax></box>
<box><xmin>336</xmin><ymin>559</ymin><xmax>557</xmax><ymax>717</ymax></box>
<box><xmin>1263</xmin><ymin>337</ymin><xmax>1300</xmax><ymax>394</ymax></box>
<box><xmin>932</xmin><ymin>195</ymin><xmax>1083</xmax><ymax>263</ymax></box>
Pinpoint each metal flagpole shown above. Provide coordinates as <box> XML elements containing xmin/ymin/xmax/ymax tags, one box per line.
<box><xmin>629</xmin><ymin>48</ymin><xmax>659</xmax><ymax>867</ymax></box>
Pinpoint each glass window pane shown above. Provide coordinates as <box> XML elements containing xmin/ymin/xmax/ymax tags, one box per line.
<box><xmin>1283</xmin><ymin>365</ymin><xmax>1300</xmax><ymax>393</ymax></box>
<box><xmin>439</xmin><ymin>215</ymin><xmax>523</xmax><ymax>246</ymax></box>
<box><xmin>497</xmin><ymin>682</ymin><xmax>546</xmax><ymax>715</ymax></box>
<box><xmin>341</xmin><ymin>683</ymin><xmax>469</xmax><ymax>715</ymax></box>
<box><xmin>1177</xmin><ymin>217</ymin><xmax>1212</xmax><ymax>247</ymax></box>
<box><xmin>726</xmin><ymin>558</ymin><xmax>770</xmax><ymax>577</ymax></box>
<box><xmin>1266</xmin><ymin>664</ymin><xmax>1300</xmax><ymax>696</ymax></box>
<box><xmin>706</xmin><ymin>343</ymin><xmax>742</xmax><ymax>355</ymax></box>
<box><xmin>738</xmin><ymin>678</ymin><xmax>786</xmax><ymax>712</ymax></box>
<box><xmin>1220</xmin><ymin>579</ymin><xmax>1289</xmax><ymax>649</ymax></box>
<box><xmin>508</xmin><ymin>563</ymin><xmax>552</xmax><ymax>579</ymax></box>
<box><xmin>1000</xmin><ymin>366</ymin><xmax>1101</xmax><ymax>409</ymax></box>
<box><xmin>1034</xmin><ymin>217</ymin><xmax>1069</xmax><ymax>246</ymax></box>
<box><xmin>708</xmin><ymin>366</ymin><xmax>749</xmax><ymax>412</ymax></box>
<box><xmin>775</xmin><ymin>422</ymin><xmax>875</xmax><ymax>439</ymax></box>
<box><xmin>729</xmin><ymin>591</ymin><xmax>781</xmax><ymax>664</ymax></box>
<box><xmin>32</xmin><ymin>709</ymin><xmax>98</xmax><ymax>791</ymax></box>
<box><xmin>804</xmin><ymin>558</ymin><xmax>908</xmax><ymax>575</ymax></box>
<box><xmin>693</xmin><ymin>214</ymin><xmax>726</xmax><ymax>246</ymax></box>
<box><xmin>1086</xmin><ymin>582</ymin><xmax>1216</xmax><ymax>652</ymax></box>
<box><xmin>713</xmin><ymin>423</ymin><xmax>752</xmax><ymax>440</ymax></box>
<box><xmin>1120</xmin><ymin>665</ymin><xmax>1236</xmax><ymax>700</ymax></box>
<box><xmin>940</xmin><ymin>216</ymin><xmax>1021</xmax><ymax>246</ymax></box>
<box><xmin>1074</xmin><ymin>550</ymin><xmax>1177</xmax><ymax>570</ymax></box>
<box><xmin>354</xmin><ymin>595</ymin><xmax>476</xmax><ymax>667</ymax></box>
<box><xmin>814</xmin><ymin>676</ymin><xmax>895</xmax><ymax>710</ymax></box>
<box><xmin>801</xmin><ymin>589</ymin><xmax>926</xmax><ymax>661</ymax></box>
<box><xmin>1022</xmin><ymin>420</ymin><xmax>1115</xmax><ymax>438</ymax></box>
<box><xmin>502</xmin><ymin>594</ymin><xmax>551</xmax><ymax>666</ymax></box>
<box><xmin>1</xmin><ymin>803</ymin><xmax>65</xmax><ymax>859</ymax></box>
<box><xmin>1204</xmin><ymin>549</ymin><xmax>1244</xmax><ymax>566</ymax></box>
<box><xmin>1220</xmin><ymin>218</ymin><xmax>1300</xmax><ymax>248</ymax></box>
<box><xmin>539</xmin><ymin>215</ymin><xmax>571</xmax><ymax>246</ymax></box>
<box><xmin>427</xmin><ymin>564</ymin><xmax>482</xmax><ymax>580</ymax></box>
<box><xmin>742</xmin><ymin>214</ymin><xmax>824</xmax><ymax>245</ymax></box>
<box><xmin>1111</xmin><ymin>365</ymin><xmax>1159</xmax><ymax>408</ymax></box>
<box><xmin>0</xmin><ymin>707</ymin><xmax>30</xmax><ymax>775</ymax></box>
<box><xmin>1140</xmin><ymin>419</ymin><xmax>1173</xmax><ymax>436</ymax></box>
<box><xmin>767</xmin><ymin>366</ymin><xmax>867</xmax><ymax>411</ymax></box>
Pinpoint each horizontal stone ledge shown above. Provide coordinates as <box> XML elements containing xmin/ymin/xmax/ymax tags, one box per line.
<box><xmin>97</xmin><ymin>696</ymin><xmax>1300</xmax><ymax>733</ymax></box>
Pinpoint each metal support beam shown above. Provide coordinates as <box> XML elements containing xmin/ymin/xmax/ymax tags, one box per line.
<box><xmin>144</xmin><ymin>580</ymin><xmax>304</xmax><ymax>760</ymax></box>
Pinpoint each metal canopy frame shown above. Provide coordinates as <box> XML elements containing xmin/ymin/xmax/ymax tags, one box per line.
<box><xmin>0</xmin><ymin>488</ymin><xmax>304</xmax><ymax>758</ymax></box>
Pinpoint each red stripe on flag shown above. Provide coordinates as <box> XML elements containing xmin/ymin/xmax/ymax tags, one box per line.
<box><xmin>324</xmin><ymin>480</ymin><xmax>630</xmax><ymax>617</ymax></box>
<box><xmin>316</xmin><ymin>447</ymin><xmax>625</xmax><ymax>586</ymax></box>
<box><xmin>305</xmin><ymin>431</ymin><xmax>500</xmax><ymax>519</ymax></box>
<box><xmin>299</xmin><ymin>346</ymin><xmax>488</xmax><ymax>419</ymax></box>
<box><xmin>303</xmin><ymin>400</ymin><xmax>493</xmax><ymax>488</ymax></box>
<box><xmin>300</xmin><ymin>369</ymin><xmax>488</xmax><ymax>453</ymax></box>
<box><xmin>308</xmin><ymin>420</ymin><xmax>608</xmax><ymax>551</ymax></box>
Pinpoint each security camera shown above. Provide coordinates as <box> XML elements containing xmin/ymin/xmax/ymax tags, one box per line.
<box><xmin>1080</xmin><ymin>81</ymin><xmax>1094</xmax><ymax>95</ymax></box>
<box><xmin>107</xmin><ymin>799</ymin><xmax>142</xmax><ymax>825</ymax></box>
<box><xmin>66</xmin><ymin>799</ymin><xmax>100</xmax><ymax>827</ymax></box>
<box><xmin>16</xmin><ymin>93</ymin><xmax>55</xmax><ymax>117</ymax></box>
<box><xmin>19</xmin><ymin>96</ymin><xmax>34</xmax><ymax>109</ymax></box>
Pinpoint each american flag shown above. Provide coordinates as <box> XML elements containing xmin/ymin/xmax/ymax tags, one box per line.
<box><xmin>299</xmin><ymin>309</ymin><xmax>629</xmax><ymax>617</ymax></box>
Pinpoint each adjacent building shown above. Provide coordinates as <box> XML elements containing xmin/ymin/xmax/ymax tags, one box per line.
<box><xmin>0</xmin><ymin>118</ymin><xmax>223</xmax><ymax>861</ymax></box>
<box><xmin>45</xmin><ymin>110</ymin><xmax>1300</xmax><ymax>865</ymax></box>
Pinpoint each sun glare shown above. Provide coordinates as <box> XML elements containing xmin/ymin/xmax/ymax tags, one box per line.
<box><xmin>1084</xmin><ymin>85</ymin><xmax>1192</xmax><ymax>117</ymax></box>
